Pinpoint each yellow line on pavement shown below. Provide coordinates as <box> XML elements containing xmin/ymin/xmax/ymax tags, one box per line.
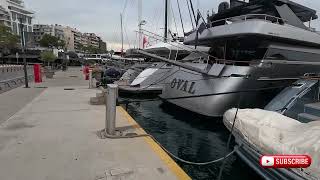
<box><xmin>117</xmin><ymin>106</ymin><xmax>191</xmax><ymax>180</ymax></box>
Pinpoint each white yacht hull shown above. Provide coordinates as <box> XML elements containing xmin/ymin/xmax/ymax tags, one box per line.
<box><xmin>160</xmin><ymin>62</ymin><xmax>320</xmax><ymax>117</ymax></box>
<box><xmin>119</xmin><ymin>63</ymin><xmax>173</xmax><ymax>94</ymax></box>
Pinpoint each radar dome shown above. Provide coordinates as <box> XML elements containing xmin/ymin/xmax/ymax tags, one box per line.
<box><xmin>218</xmin><ymin>2</ymin><xmax>230</xmax><ymax>13</ymax></box>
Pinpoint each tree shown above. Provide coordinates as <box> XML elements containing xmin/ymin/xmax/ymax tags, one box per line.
<box><xmin>0</xmin><ymin>24</ymin><xmax>19</xmax><ymax>55</ymax></box>
<box><xmin>84</xmin><ymin>45</ymin><xmax>99</xmax><ymax>54</ymax></box>
<box><xmin>39</xmin><ymin>34</ymin><xmax>64</xmax><ymax>49</ymax></box>
<box><xmin>77</xmin><ymin>44</ymin><xmax>85</xmax><ymax>53</ymax></box>
<box><xmin>40</xmin><ymin>50</ymin><xmax>56</xmax><ymax>66</ymax></box>
<box><xmin>57</xmin><ymin>39</ymin><xmax>65</xmax><ymax>49</ymax></box>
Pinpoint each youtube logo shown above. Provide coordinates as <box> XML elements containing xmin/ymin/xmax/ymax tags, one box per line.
<box><xmin>261</xmin><ymin>156</ymin><xmax>275</xmax><ymax>167</ymax></box>
<box><xmin>260</xmin><ymin>155</ymin><xmax>312</xmax><ymax>168</ymax></box>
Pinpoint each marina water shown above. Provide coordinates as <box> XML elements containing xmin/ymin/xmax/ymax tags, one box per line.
<box><xmin>122</xmin><ymin>98</ymin><xmax>263</xmax><ymax>180</ymax></box>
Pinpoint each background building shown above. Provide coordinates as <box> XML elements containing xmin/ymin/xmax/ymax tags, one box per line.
<box><xmin>83</xmin><ymin>33</ymin><xmax>99</xmax><ymax>48</ymax></box>
<box><xmin>62</xmin><ymin>26</ymin><xmax>78</xmax><ymax>52</ymax></box>
<box><xmin>0</xmin><ymin>5</ymin><xmax>11</xmax><ymax>27</ymax></box>
<box><xmin>99</xmin><ymin>39</ymin><xmax>107</xmax><ymax>53</ymax></box>
<box><xmin>33</xmin><ymin>24</ymin><xmax>64</xmax><ymax>47</ymax></box>
<box><xmin>31</xmin><ymin>24</ymin><xmax>108</xmax><ymax>53</ymax></box>
<box><xmin>0</xmin><ymin>0</ymin><xmax>34</xmax><ymax>35</ymax></box>
<box><xmin>63</xmin><ymin>27</ymin><xmax>106</xmax><ymax>53</ymax></box>
<box><xmin>73</xmin><ymin>30</ymin><xmax>82</xmax><ymax>52</ymax></box>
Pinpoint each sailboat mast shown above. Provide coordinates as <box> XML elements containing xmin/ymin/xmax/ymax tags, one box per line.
<box><xmin>138</xmin><ymin>0</ymin><xmax>142</xmax><ymax>48</ymax></box>
<box><xmin>164</xmin><ymin>0</ymin><xmax>168</xmax><ymax>42</ymax></box>
<box><xmin>120</xmin><ymin>13</ymin><xmax>124</xmax><ymax>56</ymax></box>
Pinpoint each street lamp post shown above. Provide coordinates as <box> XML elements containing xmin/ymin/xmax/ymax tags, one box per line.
<box><xmin>18</xmin><ymin>17</ymin><xmax>29</xmax><ymax>88</ymax></box>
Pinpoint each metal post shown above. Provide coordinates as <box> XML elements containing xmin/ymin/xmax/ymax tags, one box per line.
<box><xmin>105</xmin><ymin>84</ymin><xmax>118</xmax><ymax>135</ymax></box>
<box><xmin>16</xmin><ymin>52</ymin><xmax>19</xmax><ymax>64</ymax></box>
<box><xmin>19</xmin><ymin>18</ymin><xmax>29</xmax><ymax>88</ymax></box>
<box><xmin>89</xmin><ymin>69</ymin><xmax>93</xmax><ymax>88</ymax></box>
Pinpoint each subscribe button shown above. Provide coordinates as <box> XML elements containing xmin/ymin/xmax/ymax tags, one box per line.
<box><xmin>260</xmin><ymin>155</ymin><xmax>312</xmax><ymax>168</ymax></box>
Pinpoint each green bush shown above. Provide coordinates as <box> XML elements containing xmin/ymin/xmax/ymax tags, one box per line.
<box><xmin>40</xmin><ymin>51</ymin><xmax>56</xmax><ymax>66</ymax></box>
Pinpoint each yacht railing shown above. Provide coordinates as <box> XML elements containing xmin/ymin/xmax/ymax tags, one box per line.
<box><xmin>209</xmin><ymin>14</ymin><xmax>287</xmax><ymax>28</ymax></box>
<box><xmin>215</xmin><ymin>59</ymin><xmax>253</xmax><ymax>65</ymax></box>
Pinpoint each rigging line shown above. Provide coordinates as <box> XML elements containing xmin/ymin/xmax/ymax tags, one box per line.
<box><xmin>140</xmin><ymin>29</ymin><xmax>218</xmax><ymax>59</ymax></box>
<box><xmin>153</xmin><ymin>1</ymin><xmax>163</xmax><ymax>39</ymax></box>
<box><xmin>150</xmin><ymin>1</ymin><xmax>160</xmax><ymax>34</ymax></box>
<box><xmin>186</xmin><ymin>0</ymin><xmax>195</xmax><ymax>29</ymax></box>
<box><xmin>198</xmin><ymin>9</ymin><xmax>207</xmax><ymax>25</ymax></box>
<box><xmin>123</xmin><ymin>0</ymin><xmax>134</xmax><ymax>48</ymax></box>
<box><xmin>217</xmin><ymin>95</ymin><xmax>242</xmax><ymax>180</ymax></box>
<box><xmin>176</xmin><ymin>0</ymin><xmax>185</xmax><ymax>35</ymax></box>
<box><xmin>134</xmin><ymin>31</ymin><xmax>137</xmax><ymax>48</ymax></box>
<box><xmin>123</xmin><ymin>23</ymin><xmax>131</xmax><ymax>48</ymax></box>
<box><xmin>170</xmin><ymin>0</ymin><xmax>179</xmax><ymax>36</ymax></box>
<box><xmin>122</xmin><ymin>0</ymin><xmax>129</xmax><ymax>16</ymax></box>
<box><xmin>189</xmin><ymin>0</ymin><xmax>197</xmax><ymax>26</ymax></box>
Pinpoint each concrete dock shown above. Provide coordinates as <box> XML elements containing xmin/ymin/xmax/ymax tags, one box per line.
<box><xmin>0</xmin><ymin>68</ymin><xmax>190</xmax><ymax>180</ymax></box>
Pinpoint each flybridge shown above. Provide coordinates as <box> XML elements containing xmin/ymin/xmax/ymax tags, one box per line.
<box><xmin>208</xmin><ymin>0</ymin><xmax>318</xmax><ymax>28</ymax></box>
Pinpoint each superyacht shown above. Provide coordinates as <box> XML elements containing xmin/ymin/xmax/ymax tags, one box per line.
<box><xmin>153</xmin><ymin>0</ymin><xmax>320</xmax><ymax>117</ymax></box>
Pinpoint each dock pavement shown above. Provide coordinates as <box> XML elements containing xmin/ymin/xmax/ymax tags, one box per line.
<box><xmin>0</xmin><ymin>67</ymin><xmax>190</xmax><ymax>180</ymax></box>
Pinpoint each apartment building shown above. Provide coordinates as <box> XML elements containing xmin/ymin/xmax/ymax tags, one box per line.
<box><xmin>83</xmin><ymin>33</ymin><xmax>100</xmax><ymax>48</ymax></box>
<box><xmin>33</xmin><ymin>24</ymin><xmax>64</xmax><ymax>47</ymax></box>
<box><xmin>63</xmin><ymin>26</ymin><xmax>76</xmax><ymax>51</ymax></box>
<box><xmin>99</xmin><ymin>40</ymin><xmax>107</xmax><ymax>53</ymax></box>
<box><xmin>73</xmin><ymin>30</ymin><xmax>82</xmax><ymax>52</ymax></box>
<box><xmin>0</xmin><ymin>0</ymin><xmax>34</xmax><ymax>35</ymax></box>
<box><xmin>63</xmin><ymin>28</ymin><xmax>106</xmax><ymax>53</ymax></box>
<box><xmin>0</xmin><ymin>5</ymin><xmax>11</xmax><ymax>27</ymax></box>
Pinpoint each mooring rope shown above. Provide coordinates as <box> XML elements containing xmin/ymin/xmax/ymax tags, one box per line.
<box><xmin>101</xmin><ymin>95</ymin><xmax>242</xmax><ymax>166</ymax></box>
<box><xmin>217</xmin><ymin>94</ymin><xmax>241</xmax><ymax>180</ymax></box>
<box><xmin>100</xmin><ymin>129</ymin><xmax>242</xmax><ymax>166</ymax></box>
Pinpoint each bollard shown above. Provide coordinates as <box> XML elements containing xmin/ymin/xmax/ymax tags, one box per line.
<box><xmin>33</xmin><ymin>64</ymin><xmax>42</xmax><ymax>83</ymax></box>
<box><xmin>89</xmin><ymin>69</ymin><xmax>93</xmax><ymax>88</ymax></box>
<box><xmin>105</xmin><ymin>84</ymin><xmax>118</xmax><ymax>135</ymax></box>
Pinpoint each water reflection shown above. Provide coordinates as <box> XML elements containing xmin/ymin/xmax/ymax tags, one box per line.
<box><xmin>123</xmin><ymin>98</ymin><xmax>262</xmax><ymax>180</ymax></box>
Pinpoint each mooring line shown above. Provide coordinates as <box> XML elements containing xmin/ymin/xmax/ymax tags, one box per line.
<box><xmin>100</xmin><ymin>128</ymin><xmax>242</xmax><ymax>166</ymax></box>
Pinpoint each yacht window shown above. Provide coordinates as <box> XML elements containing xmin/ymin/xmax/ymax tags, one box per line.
<box><xmin>209</xmin><ymin>38</ymin><xmax>268</xmax><ymax>66</ymax></box>
<box><xmin>291</xmin><ymin>83</ymin><xmax>305</xmax><ymax>88</ymax></box>
<box><xmin>266</xmin><ymin>53</ymin><xmax>287</xmax><ymax>60</ymax></box>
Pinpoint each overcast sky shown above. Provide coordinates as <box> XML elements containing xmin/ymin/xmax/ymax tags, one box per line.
<box><xmin>24</xmin><ymin>0</ymin><xmax>320</xmax><ymax>51</ymax></box>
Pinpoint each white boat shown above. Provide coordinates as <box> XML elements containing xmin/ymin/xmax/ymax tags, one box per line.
<box><xmin>223</xmin><ymin>78</ymin><xmax>320</xmax><ymax>180</ymax></box>
<box><xmin>118</xmin><ymin>42</ymin><xmax>210</xmax><ymax>94</ymax></box>
<box><xmin>156</xmin><ymin>0</ymin><xmax>320</xmax><ymax>117</ymax></box>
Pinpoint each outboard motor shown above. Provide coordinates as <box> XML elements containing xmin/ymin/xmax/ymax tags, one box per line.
<box><xmin>218</xmin><ymin>2</ymin><xmax>230</xmax><ymax>13</ymax></box>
